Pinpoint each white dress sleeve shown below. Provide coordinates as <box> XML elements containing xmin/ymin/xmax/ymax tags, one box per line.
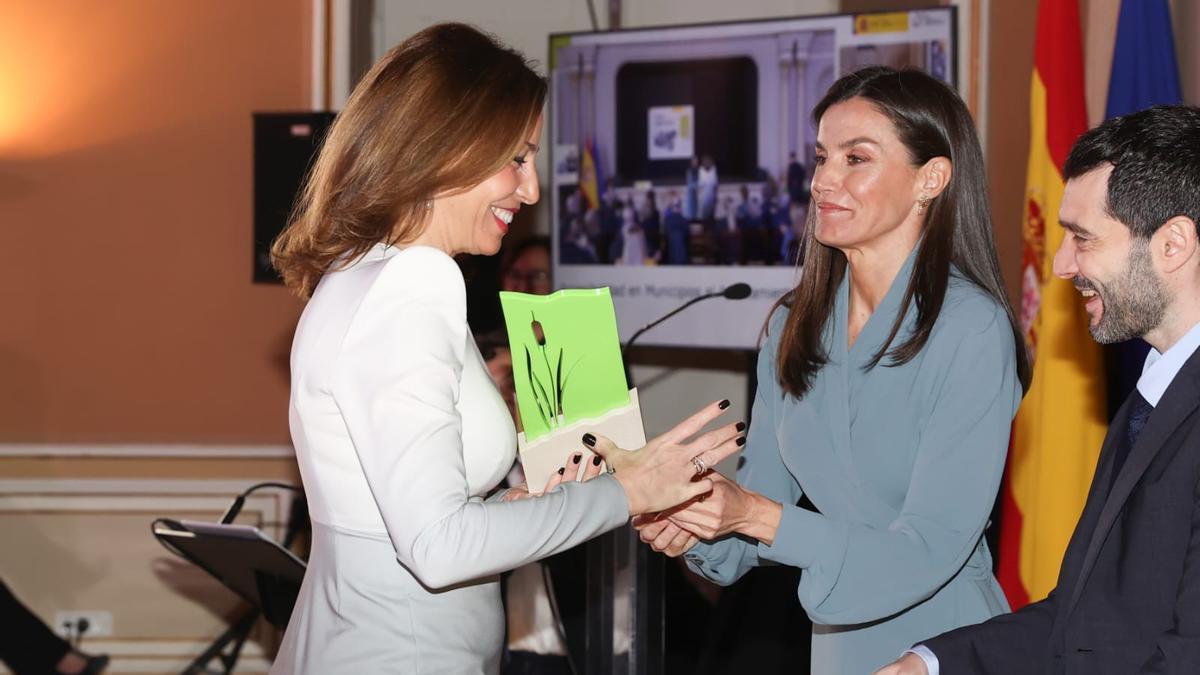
<box><xmin>330</xmin><ymin>248</ymin><xmax>629</xmax><ymax>589</ymax></box>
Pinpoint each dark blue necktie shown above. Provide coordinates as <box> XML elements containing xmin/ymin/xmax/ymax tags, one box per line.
<box><xmin>1111</xmin><ymin>390</ymin><xmax>1154</xmax><ymax>489</ymax></box>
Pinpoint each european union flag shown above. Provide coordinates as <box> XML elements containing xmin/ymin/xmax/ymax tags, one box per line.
<box><xmin>1103</xmin><ymin>0</ymin><xmax>1182</xmax><ymax>419</ymax></box>
<box><xmin>1106</xmin><ymin>0</ymin><xmax>1181</xmax><ymax>119</ymax></box>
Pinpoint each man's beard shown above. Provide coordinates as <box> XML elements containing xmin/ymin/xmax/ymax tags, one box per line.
<box><xmin>1074</xmin><ymin>241</ymin><xmax>1169</xmax><ymax>344</ymax></box>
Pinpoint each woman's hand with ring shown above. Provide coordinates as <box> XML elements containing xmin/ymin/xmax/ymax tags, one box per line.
<box><xmin>585</xmin><ymin>399</ymin><xmax>745</xmax><ymax>515</ymax></box>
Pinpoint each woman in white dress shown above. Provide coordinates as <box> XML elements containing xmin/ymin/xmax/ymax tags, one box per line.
<box><xmin>619</xmin><ymin>204</ymin><xmax>646</xmax><ymax>266</ymax></box>
<box><xmin>268</xmin><ymin>23</ymin><xmax>744</xmax><ymax>674</ymax></box>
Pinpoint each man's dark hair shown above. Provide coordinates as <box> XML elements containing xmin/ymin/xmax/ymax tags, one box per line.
<box><xmin>1063</xmin><ymin>104</ymin><xmax>1200</xmax><ymax>239</ymax></box>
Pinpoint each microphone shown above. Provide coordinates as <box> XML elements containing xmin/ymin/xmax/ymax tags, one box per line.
<box><xmin>622</xmin><ymin>282</ymin><xmax>753</xmax><ymax>356</ymax></box>
<box><xmin>722</xmin><ymin>282</ymin><xmax>751</xmax><ymax>300</ymax></box>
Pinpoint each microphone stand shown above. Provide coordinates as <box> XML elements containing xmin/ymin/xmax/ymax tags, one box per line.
<box><xmin>584</xmin><ymin>283</ymin><xmax>751</xmax><ymax>675</ymax></box>
<box><xmin>622</xmin><ymin>290</ymin><xmax>724</xmax><ymax>367</ymax></box>
<box><xmin>621</xmin><ymin>283</ymin><xmax>749</xmax><ymax>386</ymax></box>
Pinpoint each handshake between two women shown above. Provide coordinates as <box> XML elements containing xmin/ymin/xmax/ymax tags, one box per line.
<box><xmin>560</xmin><ymin>397</ymin><xmax>778</xmax><ymax>555</ymax></box>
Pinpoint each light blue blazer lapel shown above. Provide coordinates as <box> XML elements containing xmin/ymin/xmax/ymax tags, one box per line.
<box><xmin>825</xmin><ymin>273</ymin><xmax>855</xmax><ymax>473</ymax></box>
<box><xmin>820</xmin><ymin>251</ymin><xmax>917</xmax><ymax>523</ymax></box>
<box><xmin>844</xmin><ymin>250</ymin><xmax>918</xmax><ymax>379</ymax></box>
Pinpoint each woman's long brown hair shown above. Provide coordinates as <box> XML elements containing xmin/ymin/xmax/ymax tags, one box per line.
<box><xmin>774</xmin><ymin>67</ymin><xmax>1031</xmax><ymax>398</ymax></box>
<box><xmin>271</xmin><ymin>23</ymin><xmax>547</xmax><ymax>297</ymax></box>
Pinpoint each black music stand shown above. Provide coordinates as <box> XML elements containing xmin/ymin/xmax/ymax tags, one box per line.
<box><xmin>153</xmin><ymin>521</ymin><xmax>306</xmax><ymax>629</ymax></box>
<box><xmin>153</xmin><ymin>499</ymin><xmax>308</xmax><ymax>675</ymax></box>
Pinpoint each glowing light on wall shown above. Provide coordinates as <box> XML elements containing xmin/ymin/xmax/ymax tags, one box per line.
<box><xmin>0</xmin><ymin>3</ymin><xmax>181</xmax><ymax>158</ymax></box>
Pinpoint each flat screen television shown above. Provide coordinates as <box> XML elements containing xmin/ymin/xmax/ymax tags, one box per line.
<box><xmin>549</xmin><ymin>8</ymin><xmax>958</xmax><ymax>349</ymax></box>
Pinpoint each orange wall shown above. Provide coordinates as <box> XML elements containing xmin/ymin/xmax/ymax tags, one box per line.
<box><xmin>0</xmin><ymin>2</ymin><xmax>311</xmax><ymax>443</ymax></box>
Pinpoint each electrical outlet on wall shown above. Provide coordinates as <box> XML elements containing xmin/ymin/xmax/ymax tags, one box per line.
<box><xmin>54</xmin><ymin>610</ymin><xmax>114</xmax><ymax>638</ymax></box>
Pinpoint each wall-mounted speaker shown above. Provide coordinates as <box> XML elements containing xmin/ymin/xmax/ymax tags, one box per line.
<box><xmin>253</xmin><ymin>111</ymin><xmax>336</xmax><ymax>283</ymax></box>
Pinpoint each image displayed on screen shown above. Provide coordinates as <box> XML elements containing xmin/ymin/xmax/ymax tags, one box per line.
<box><xmin>647</xmin><ymin>104</ymin><xmax>694</xmax><ymax>161</ymax></box>
<box><xmin>839</xmin><ymin>40</ymin><xmax>950</xmax><ymax>79</ymax></box>
<box><xmin>550</xmin><ymin>8</ymin><xmax>958</xmax><ymax>349</ymax></box>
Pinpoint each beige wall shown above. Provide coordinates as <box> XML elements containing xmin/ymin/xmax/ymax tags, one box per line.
<box><xmin>0</xmin><ymin>1</ymin><xmax>310</xmax><ymax>446</ymax></box>
<box><xmin>0</xmin><ymin>3</ymin><xmax>309</xmax><ymax>671</ymax></box>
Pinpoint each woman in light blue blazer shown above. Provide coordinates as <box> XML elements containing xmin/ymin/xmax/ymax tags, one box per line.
<box><xmin>636</xmin><ymin>67</ymin><xmax>1032</xmax><ymax>674</ymax></box>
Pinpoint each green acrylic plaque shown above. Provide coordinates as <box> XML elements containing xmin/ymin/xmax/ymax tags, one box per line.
<box><xmin>499</xmin><ymin>288</ymin><xmax>631</xmax><ymax>443</ymax></box>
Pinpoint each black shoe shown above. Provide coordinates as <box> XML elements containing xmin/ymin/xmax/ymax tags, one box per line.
<box><xmin>62</xmin><ymin>653</ymin><xmax>109</xmax><ymax>672</ymax></box>
<box><xmin>78</xmin><ymin>653</ymin><xmax>109</xmax><ymax>675</ymax></box>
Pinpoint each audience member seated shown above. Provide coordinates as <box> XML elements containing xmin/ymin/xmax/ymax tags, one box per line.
<box><xmin>502</xmin><ymin>236</ymin><xmax>552</xmax><ymax>295</ymax></box>
<box><xmin>597</xmin><ymin>189</ymin><xmax>623</xmax><ymax>263</ymax></box>
<box><xmin>0</xmin><ymin>579</ymin><xmax>109</xmax><ymax>675</ymax></box>
<box><xmin>638</xmin><ymin>190</ymin><xmax>662</xmax><ymax>263</ymax></box>
<box><xmin>663</xmin><ymin>192</ymin><xmax>690</xmax><ymax>265</ymax></box>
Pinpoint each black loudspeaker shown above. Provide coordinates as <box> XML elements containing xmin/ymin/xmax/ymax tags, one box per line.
<box><xmin>253</xmin><ymin>112</ymin><xmax>336</xmax><ymax>283</ymax></box>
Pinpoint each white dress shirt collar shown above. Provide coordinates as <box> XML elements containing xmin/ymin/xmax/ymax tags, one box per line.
<box><xmin>1138</xmin><ymin>319</ymin><xmax>1200</xmax><ymax>407</ymax></box>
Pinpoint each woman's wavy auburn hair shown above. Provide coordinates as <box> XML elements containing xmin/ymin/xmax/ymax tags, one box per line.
<box><xmin>773</xmin><ymin>66</ymin><xmax>1030</xmax><ymax>398</ymax></box>
<box><xmin>272</xmin><ymin>23</ymin><xmax>547</xmax><ymax>297</ymax></box>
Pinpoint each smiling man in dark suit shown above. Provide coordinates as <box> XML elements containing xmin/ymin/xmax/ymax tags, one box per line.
<box><xmin>877</xmin><ymin>104</ymin><xmax>1200</xmax><ymax>674</ymax></box>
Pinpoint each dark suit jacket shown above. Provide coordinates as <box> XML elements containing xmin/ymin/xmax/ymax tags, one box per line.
<box><xmin>925</xmin><ymin>347</ymin><xmax>1200</xmax><ymax>674</ymax></box>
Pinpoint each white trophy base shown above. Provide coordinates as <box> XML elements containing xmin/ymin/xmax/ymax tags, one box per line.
<box><xmin>518</xmin><ymin>388</ymin><xmax>647</xmax><ymax>494</ymax></box>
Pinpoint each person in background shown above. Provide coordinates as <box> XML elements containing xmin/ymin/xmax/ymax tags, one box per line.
<box><xmin>663</xmin><ymin>191</ymin><xmax>690</xmax><ymax>265</ymax></box>
<box><xmin>502</xmin><ymin>236</ymin><xmax>551</xmax><ymax>295</ymax></box>
<box><xmin>559</xmin><ymin>190</ymin><xmax>584</xmax><ymax>255</ymax></box>
<box><xmin>560</xmin><ymin>219</ymin><xmax>598</xmax><ymax>264</ymax></box>
<box><xmin>761</xmin><ymin>171</ymin><xmax>779</xmax><ymax>207</ymax></box>
<box><xmin>735</xmin><ymin>185</ymin><xmax>766</xmax><ymax>264</ymax></box>
<box><xmin>762</xmin><ymin>192</ymin><xmax>787</xmax><ymax>266</ymax></box>
<box><xmin>785</xmin><ymin>196</ymin><xmax>808</xmax><ymax>265</ymax></box>
<box><xmin>638</xmin><ymin>190</ymin><xmax>662</xmax><ymax>263</ymax></box>
<box><xmin>619</xmin><ymin>202</ymin><xmax>646</xmax><ymax>266</ymax></box>
<box><xmin>697</xmin><ymin>154</ymin><xmax>719</xmax><ymax>223</ymax></box>
<box><xmin>786</xmin><ymin>151</ymin><xmax>810</xmax><ymax>206</ymax></box>
<box><xmin>636</xmin><ymin>66</ymin><xmax>1030</xmax><ymax>674</ymax></box>
<box><xmin>0</xmin><ymin>579</ymin><xmax>109</xmax><ymax>675</ymax></box>
<box><xmin>684</xmin><ymin>157</ymin><xmax>700</xmax><ymax>222</ymax></box>
<box><xmin>596</xmin><ymin>188</ymin><xmax>623</xmax><ymax>263</ymax></box>
<box><xmin>714</xmin><ymin>194</ymin><xmax>738</xmax><ymax>265</ymax></box>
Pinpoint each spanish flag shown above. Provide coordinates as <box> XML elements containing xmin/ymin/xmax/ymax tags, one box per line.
<box><xmin>580</xmin><ymin>138</ymin><xmax>601</xmax><ymax>210</ymax></box>
<box><xmin>996</xmin><ymin>0</ymin><xmax>1109</xmax><ymax>609</ymax></box>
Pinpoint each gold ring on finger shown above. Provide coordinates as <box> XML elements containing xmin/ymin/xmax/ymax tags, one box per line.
<box><xmin>691</xmin><ymin>455</ymin><xmax>708</xmax><ymax>475</ymax></box>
